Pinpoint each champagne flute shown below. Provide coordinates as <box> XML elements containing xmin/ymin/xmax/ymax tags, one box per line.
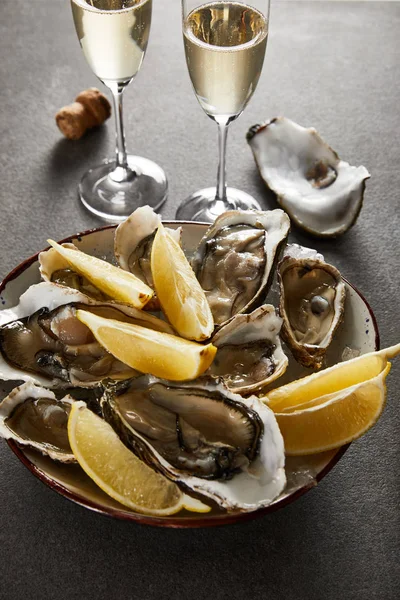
<box><xmin>70</xmin><ymin>0</ymin><xmax>168</xmax><ymax>221</ymax></box>
<box><xmin>176</xmin><ymin>0</ymin><xmax>270</xmax><ymax>222</ymax></box>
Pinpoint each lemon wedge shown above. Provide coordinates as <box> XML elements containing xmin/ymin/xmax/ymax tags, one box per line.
<box><xmin>274</xmin><ymin>363</ymin><xmax>391</xmax><ymax>455</ymax></box>
<box><xmin>262</xmin><ymin>343</ymin><xmax>400</xmax><ymax>455</ymax></box>
<box><xmin>48</xmin><ymin>239</ymin><xmax>153</xmax><ymax>309</ymax></box>
<box><xmin>150</xmin><ymin>224</ymin><xmax>214</xmax><ymax>341</ymax></box>
<box><xmin>265</xmin><ymin>344</ymin><xmax>400</xmax><ymax>413</ymax></box>
<box><xmin>76</xmin><ymin>309</ymin><xmax>217</xmax><ymax>380</ymax></box>
<box><xmin>68</xmin><ymin>402</ymin><xmax>210</xmax><ymax>516</ymax></box>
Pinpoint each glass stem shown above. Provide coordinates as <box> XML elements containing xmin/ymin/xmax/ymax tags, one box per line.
<box><xmin>216</xmin><ymin>121</ymin><xmax>229</xmax><ymax>201</ymax></box>
<box><xmin>109</xmin><ymin>84</ymin><xmax>132</xmax><ymax>182</ymax></box>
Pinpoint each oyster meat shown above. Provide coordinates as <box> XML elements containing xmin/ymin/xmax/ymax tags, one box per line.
<box><xmin>0</xmin><ymin>381</ymin><xmax>76</xmax><ymax>462</ymax></box>
<box><xmin>0</xmin><ymin>282</ymin><xmax>173</xmax><ymax>388</ymax></box>
<box><xmin>208</xmin><ymin>305</ymin><xmax>288</xmax><ymax>394</ymax></box>
<box><xmin>278</xmin><ymin>244</ymin><xmax>346</xmax><ymax>368</ymax></box>
<box><xmin>101</xmin><ymin>375</ymin><xmax>286</xmax><ymax>511</ymax></box>
<box><xmin>247</xmin><ymin>117</ymin><xmax>370</xmax><ymax>237</ymax></box>
<box><xmin>0</xmin><ymin>303</ymin><xmax>134</xmax><ymax>387</ymax></box>
<box><xmin>191</xmin><ymin>209</ymin><xmax>290</xmax><ymax>326</ymax></box>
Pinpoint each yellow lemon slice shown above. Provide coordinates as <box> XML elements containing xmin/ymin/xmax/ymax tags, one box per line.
<box><xmin>150</xmin><ymin>224</ymin><xmax>214</xmax><ymax>341</ymax></box>
<box><xmin>68</xmin><ymin>402</ymin><xmax>210</xmax><ymax>516</ymax></box>
<box><xmin>76</xmin><ymin>309</ymin><xmax>217</xmax><ymax>381</ymax></box>
<box><xmin>274</xmin><ymin>363</ymin><xmax>391</xmax><ymax>455</ymax></box>
<box><xmin>48</xmin><ymin>239</ymin><xmax>153</xmax><ymax>309</ymax></box>
<box><xmin>265</xmin><ymin>344</ymin><xmax>400</xmax><ymax>413</ymax></box>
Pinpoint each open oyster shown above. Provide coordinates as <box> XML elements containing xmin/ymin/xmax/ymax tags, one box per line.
<box><xmin>39</xmin><ymin>238</ymin><xmax>155</xmax><ymax>310</ymax></box>
<box><xmin>114</xmin><ymin>205</ymin><xmax>181</xmax><ymax>288</ymax></box>
<box><xmin>278</xmin><ymin>245</ymin><xmax>346</xmax><ymax>368</ymax></box>
<box><xmin>0</xmin><ymin>282</ymin><xmax>172</xmax><ymax>388</ymax></box>
<box><xmin>208</xmin><ymin>305</ymin><xmax>288</xmax><ymax>394</ymax></box>
<box><xmin>39</xmin><ymin>243</ymin><xmax>109</xmax><ymax>301</ymax></box>
<box><xmin>247</xmin><ymin>117</ymin><xmax>370</xmax><ymax>237</ymax></box>
<box><xmin>191</xmin><ymin>209</ymin><xmax>290</xmax><ymax>327</ymax></box>
<box><xmin>101</xmin><ymin>376</ymin><xmax>286</xmax><ymax>511</ymax></box>
<box><xmin>0</xmin><ymin>382</ymin><xmax>76</xmax><ymax>462</ymax></box>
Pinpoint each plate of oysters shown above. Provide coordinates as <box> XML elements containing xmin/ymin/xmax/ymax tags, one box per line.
<box><xmin>0</xmin><ymin>206</ymin><xmax>397</xmax><ymax>528</ymax></box>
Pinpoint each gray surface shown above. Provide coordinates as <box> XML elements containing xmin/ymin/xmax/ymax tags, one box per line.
<box><xmin>0</xmin><ymin>1</ymin><xmax>399</xmax><ymax>599</ymax></box>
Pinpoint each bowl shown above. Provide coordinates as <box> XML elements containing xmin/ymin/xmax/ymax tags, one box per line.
<box><xmin>0</xmin><ymin>222</ymin><xmax>379</xmax><ymax>527</ymax></box>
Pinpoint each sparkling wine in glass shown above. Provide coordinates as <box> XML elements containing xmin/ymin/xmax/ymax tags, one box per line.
<box><xmin>176</xmin><ymin>1</ymin><xmax>270</xmax><ymax>222</ymax></box>
<box><xmin>70</xmin><ymin>0</ymin><xmax>168</xmax><ymax>221</ymax></box>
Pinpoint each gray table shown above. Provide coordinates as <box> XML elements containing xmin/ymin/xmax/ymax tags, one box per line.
<box><xmin>0</xmin><ymin>1</ymin><xmax>399</xmax><ymax>598</ymax></box>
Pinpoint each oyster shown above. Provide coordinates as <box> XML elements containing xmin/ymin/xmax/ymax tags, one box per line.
<box><xmin>40</xmin><ymin>239</ymin><xmax>154</xmax><ymax>310</ymax></box>
<box><xmin>247</xmin><ymin>117</ymin><xmax>370</xmax><ymax>237</ymax></box>
<box><xmin>39</xmin><ymin>243</ymin><xmax>109</xmax><ymax>301</ymax></box>
<box><xmin>0</xmin><ymin>282</ymin><xmax>173</xmax><ymax>388</ymax></box>
<box><xmin>191</xmin><ymin>209</ymin><xmax>290</xmax><ymax>326</ymax></box>
<box><xmin>0</xmin><ymin>382</ymin><xmax>76</xmax><ymax>462</ymax></box>
<box><xmin>114</xmin><ymin>205</ymin><xmax>181</xmax><ymax>288</ymax></box>
<box><xmin>208</xmin><ymin>305</ymin><xmax>288</xmax><ymax>394</ymax></box>
<box><xmin>101</xmin><ymin>375</ymin><xmax>286</xmax><ymax>511</ymax></box>
<box><xmin>278</xmin><ymin>245</ymin><xmax>346</xmax><ymax>368</ymax></box>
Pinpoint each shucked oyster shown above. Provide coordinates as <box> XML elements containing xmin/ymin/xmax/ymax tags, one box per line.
<box><xmin>0</xmin><ymin>304</ymin><xmax>133</xmax><ymax>388</ymax></box>
<box><xmin>39</xmin><ymin>238</ymin><xmax>154</xmax><ymax>310</ymax></box>
<box><xmin>101</xmin><ymin>375</ymin><xmax>286</xmax><ymax>511</ymax></box>
<box><xmin>0</xmin><ymin>282</ymin><xmax>173</xmax><ymax>388</ymax></box>
<box><xmin>208</xmin><ymin>305</ymin><xmax>288</xmax><ymax>394</ymax></box>
<box><xmin>39</xmin><ymin>243</ymin><xmax>109</xmax><ymax>301</ymax></box>
<box><xmin>114</xmin><ymin>205</ymin><xmax>181</xmax><ymax>288</ymax></box>
<box><xmin>191</xmin><ymin>209</ymin><xmax>290</xmax><ymax>326</ymax></box>
<box><xmin>247</xmin><ymin>117</ymin><xmax>370</xmax><ymax>237</ymax></box>
<box><xmin>0</xmin><ymin>382</ymin><xmax>75</xmax><ymax>462</ymax></box>
<box><xmin>278</xmin><ymin>245</ymin><xmax>346</xmax><ymax>368</ymax></box>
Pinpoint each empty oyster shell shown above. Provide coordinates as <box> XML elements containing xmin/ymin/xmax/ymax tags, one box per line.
<box><xmin>278</xmin><ymin>245</ymin><xmax>346</xmax><ymax>368</ymax></box>
<box><xmin>208</xmin><ymin>305</ymin><xmax>288</xmax><ymax>394</ymax></box>
<box><xmin>0</xmin><ymin>282</ymin><xmax>173</xmax><ymax>388</ymax></box>
<box><xmin>101</xmin><ymin>375</ymin><xmax>286</xmax><ymax>511</ymax></box>
<box><xmin>191</xmin><ymin>209</ymin><xmax>290</xmax><ymax>327</ymax></box>
<box><xmin>114</xmin><ymin>205</ymin><xmax>181</xmax><ymax>288</ymax></box>
<box><xmin>0</xmin><ymin>382</ymin><xmax>76</xmax><ymax>462</ymax></box>
<box><xmin>247</xmin><ymin>117</ymin><xmax>370</xmax><ymax>237</ymax></box>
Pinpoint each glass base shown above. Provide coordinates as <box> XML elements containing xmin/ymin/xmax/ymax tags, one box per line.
<box><xmin>78</xmin><ymin>156</ymin><xmax>168</xmax><ymax>222</ymax></box>
<box><xmin>175</xmin><ymin>187</ymin><xmax>261</xmax><ymax>223</ymax></box>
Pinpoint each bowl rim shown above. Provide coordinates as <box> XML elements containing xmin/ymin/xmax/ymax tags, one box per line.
<box><xmin>0</xmin><ymin>222</ymin><xmax>380</xmax><ymax>528</ymax></box>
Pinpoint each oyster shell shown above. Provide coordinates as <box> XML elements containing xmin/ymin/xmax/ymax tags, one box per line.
<box><xmin>278</xmin><ymin>245</ymin><xmax>346</xmax><ymax>368</ymax></box>
<box><xmin>208</xmin><ymin>305</ymin><xmax>288</xmax><ymax>394</ymax></box>
<box><xmin>191</xmin><ymin>209</ymin><xmax>290</xmax><ymax>327</ymax></box>
<box><xmin>0</xmin><ymin>382</ymin><xmax>76</xmax><ymax>462</ymax></box>
<box><xmin>114</xmin><ymin>205</ymin><xmax>181</xmax><ymax>288</ymax></box>
<box><xmin>247</xmin><ymin>117</ymin><xmax>370</xmax><ymax>237</ymax></box>
<box><xmin>0</xmin><ymin>282</ymin><xmax>173</xmax><ymax>388</ymax></box>
<box><xmin>101</xmin><ymin>375</ymin><xmax>286</xmax><ymax>511</ymax></box>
